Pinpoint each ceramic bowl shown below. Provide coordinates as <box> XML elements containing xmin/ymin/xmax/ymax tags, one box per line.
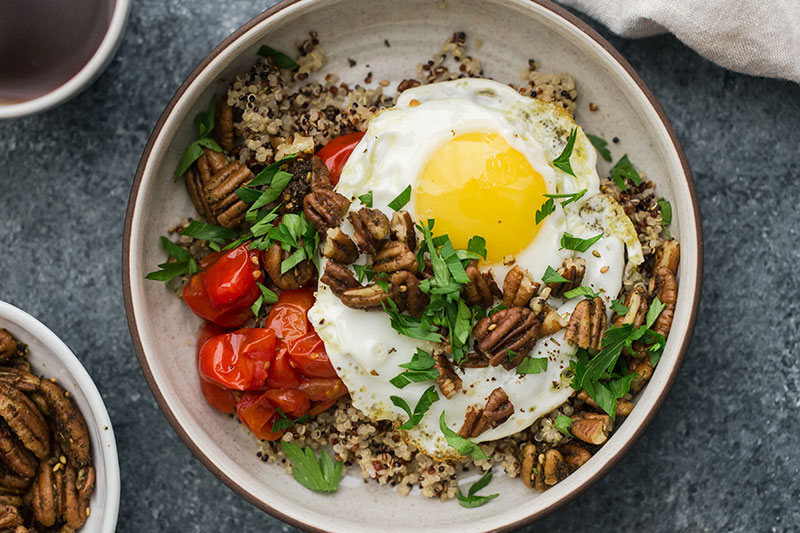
<box><xmin>123</xmin><ymin>0</ymin><xmax>703</xmax><ymax>530</ymax></box>
<box><xmin>0</xmin><ymin>301</ymin><xmax>120</xmax><ymax>532</ymax></box>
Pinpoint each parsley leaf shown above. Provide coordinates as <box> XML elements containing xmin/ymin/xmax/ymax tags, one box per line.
<box><xmin>554</xmin><ymin>415</ymin><xmax>573</xmax><ymax>436</ymax></box>
<box><xmin>542</xmin><ymin>265</ymin><xmax>569</xmax><ymax>284</ymax></box>
<box><xmin>543</xmin><ymin>188</ymin><xmax>587</xmax><ymax>207</ymax></box>
<box><xmin>517</xmin><ymin>357</ymin><xmax>548</xmax><ymax>375</ymax></box>
<box><xmin>645</xmin><ymin>297</ymin><xmax>666</xmax><ymax>329</ymax></box>
<box><xmin>391</xmin><ymin>386</ymin><xmax>439</xmax><ymax>430</ymax></box>
<box><xmin>352</xmin><ymin>264</ymin><xmax>376</xmax><ymax>284</ymax></box>
<box><xmin>609</xmin><ymin>154</ymin><xmax>641</xmax><ymax>190</ymax></box>
<box><xmin>248</xmin><ymin>154</ymin><xmax>297</xmax><ymax>187</ymax></box>
<box><xmin>467</xmin><ymin>236</ymin><xmax>487</xmax><ymax>260</ymax></box>
<box><xmin>657</xmin><ymin>197</ymin><xmax>673</xmax><ymax>239</ymax></box>
<box><xmin>358</xmin><ymin>191</ymin><xmax>373</xmax><ymax>207</ymax></box>
<box><xmin>280</xmin><ymin>442</ymin><xmax>343</xmax><ymax>492</ymax></box>
<box><xmin>552</xmin><ymin>128</ymin><xmax>578</xmax><ymax>176</ymax></box>
<box><xmin>456</xmin><ymin>470</ymin><xmax>500</xmax><ymax>508</ymax></box>
<box><xmin>257</xmin><ymin>45</ymin><xmax>300</xmax><ymax>69</ymax></box>
<box><xmin>174</xmin><ymin>97</ymin><xmax>223</xmax><ymax>180</ymax></box>
<box><xmin>251</xmin><ymin>282</ymin><xmax>279</xmax><ymax>316</ymax></box>
<box><xmin>399</xmin><ymin>348</ymin><xmax>436</xmax><ymax>370</ymax></box>
<box><xmin>241</xmin><ymin>170</ymin><xmax>294</xmax><ymax>214</ymax></box>
<box><xmin>439</xmin><ymin>412</ymin><xmax>490</xmax><ymax>461</ymax></box>
<box><xmin>560</xmin><ymin>232</ymin><xmax>603</xmax><ymax>252</ymax></box>
<box><xmin>382</xmin><ymin>299</ymin><xmax>443</xmax><ymax>343</ymax></box>
<box><xmin>535</xmin><ymin>198</ymin><xmax>555</xmax><ymax>224</ymax></box>
<box><xmin>586</xmin><ymin>133</ymin><xmax>612</xmax><ymax>162</ymax></box>
<box><xmin>610</xmin><ymin>299</ymin><xmax>630</xmax><ymax>315</ymax></box>
<box><xmin>562</xmin><ymin>285</ymin><xmax>600</xmax><ymax>299</ymax></box>
<box><xmin>145</xmin><ymin>237</ymin><xmax>199</xmax><ymax>281</ymax></box>
<box><xmin>181</xmin><ymin>221</ymin><xmax>238</xmax><ymax>247</ymax></box>
<box><xmin>389</xmin><ymin>369</ymin><xmax>439</xmax><ymax>388</ymax></box>
<box><xmin>388</xmin><ymin>185</ymin><xmax>412</xmax><ymax>211</ymax></box>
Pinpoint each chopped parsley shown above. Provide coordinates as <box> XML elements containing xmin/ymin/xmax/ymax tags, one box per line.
<box><xmin>174</xmin><ymin>96</ymin><xmax>223</xmax><ymax>180</ymax></box>
<box><xmin>456</xmin><ymin>470</ymin><xmax>500</xmax><ymax>508</ymax></box>
<box><xmin>439</xmin><ymin>412</ymin><xmax>490</xmax><ymax>461</ymax></box>
<box><xmin>657</xmin><ymin>197</ymin><xmax>673</xmax><ymax>239</ymax></box>
<box><xmin>517</xmin><ymin>357</ymin><xmax>548</xmax><ymax>375</ymax></box>
<box><xmin>390</xmin><ymin>348</ymin><xmax>439</xmax><ymax>388</ymax></box>
<box><xmin>251</xmin><ymin>282</ymin><xmax>279</xmax><ymax>316</ymax></box>
<box><xmin>544</xmin><ymin>188</ymin><xmax>587</xmax><ymax>207</ymax></box>
<box><xmin>535</xmin><ymin>198</ymin><xmax>555</xmax><ymax>224</ymax></box>
<box><xmin>180</xmin><ymin>220</ymin><xmax>238</xmax><ymax>251</ymax></box>
<box><xmin>391</xmin><ymin>386</ymin><xmax>439</xmax><ymax>430</ymax></box>
<box><xmin>467</xmin><ymin>236</ymin><xmax>488</xmax><ymax>260</ymax></box>
<box><xmin>586</xmin><ymin>133</ymin><xmax>612</xmax><ymax>162</ymax></box>
<box><xmin>358</xmin><ymin>191</ymin><xmax>373</xmax><ymax>207</ymax></box>
<box><xmin>542</xmin><ymin>265</ymin><xmax>569</xmax><ymax>284</ymax></box>
<box><xmin>609</xmin><ymin>154</ymin><xmax>642</xmax><ymax>190</ymax></box>
<box><xmin>280</xmin><ymin>441</ymin><xmax>343</xmax><ymax>492</ymax></box>
<box><xmin>257</xmin><ymin>45</ymin><xmax>299</xmax><ymax>69</ymax></box>
<box><xmin>554</xmin><ymin>415</ymin><xmax>573</xmax><ymax>436</ymax></box>
<box><xmin>560</xmin><ymin>232</ymin><xmax>603</xmax><ymax>252</ymax></box>
<box><xmin>352</xmin><ymin>264</ymin><xmax>377</xmax><ymax>284</ymax></box>
<box><xmin>552</xmin><ymin>128</ymin><xmax>578</xmax><ymax>176</ymax></box>
<box><xmin>610</xmin><ymin>299</ymin><xmax>630</xmax><ymax>315</ymax></box>
<box><xmin>387</xmin><ymin>185</ymin><xmax>412</xmax><ymax>211</ymax></box>
<box><xmin>562</xmin><ymin>285</ymin><xmax>600</xmax><ymax>299</ymax></box>
<box><xmin>271</xmin><ymin>408</ymin><xmax>311</xmax><ymax>433</ymax></box>
<box><xmin>145</xmin><ymin>237</ymin><xmax>199</xmax><ymax>281</ymax></box>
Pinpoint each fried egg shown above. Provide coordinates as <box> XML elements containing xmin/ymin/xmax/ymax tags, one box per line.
<box><xmin>308</xmin><ymin>79</ymin><xmax>642</xmax><ymax>458</ymax></box>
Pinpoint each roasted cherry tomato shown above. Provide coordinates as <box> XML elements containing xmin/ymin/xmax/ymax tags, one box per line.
<box><xmin>183</xmin><ymin>243</ymin><xmax>261</xmax><ymax>328</ymax></box>
<box><xmin>265</xmin><ymin>287</ymin><xmax>315</xmax><ymax>344</ymax></box>
<box><xmin>236</xmin><ymin>392</ymin><xmax>283</xmax><ymax>441</ymax></box>
<box><xmin>298</xmin><ymin>378</ymin><xmax>348</xmax><ymax>403</ymax></box>
<box><xmin>315</xmin><ymin>131</ymin><xmax>365</xmax><ymax>185</ymax></box>
<box><xmin>265</xmin><ymin>349</ymin><xmax>302</xmax><ymax>390</ymax></box>
<box><xmin>198</xmin><ymin>328</ymin><xmax>277</xmax><ymax>391</ymax></box>
<box><xmin>262</xmin><ymin>389</ymin><xmax>310</xmax><ymax>418</ymax></box>
<box><xmin>288</xmin><ymin>332</ymin><xmax>337</xmax><ymax>378</ymax></box>
<box><xmin>196</xmin><ymin>322</ymin><xmax>237</xmax><ymax>413</ymax></box>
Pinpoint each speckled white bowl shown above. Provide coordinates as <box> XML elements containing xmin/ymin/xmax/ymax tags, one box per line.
<box><xmin>0</xmin><ymin>301</ymin><xmax>120</xmax><ymax>532</ymax></box>
<box><xmin>123</xmin><ymin>0</ymin><xmax>702</xmax><ymax>531</ymax></box>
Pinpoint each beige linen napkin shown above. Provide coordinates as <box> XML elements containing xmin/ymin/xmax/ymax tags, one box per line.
<box><xmin>561</xmin><ymin>0</ymin><xmax>800</xmax><ymax>82</ymax></box>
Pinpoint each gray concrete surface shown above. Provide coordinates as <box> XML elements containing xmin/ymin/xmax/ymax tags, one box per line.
<box><xmin>0</xmin><ymin>1</ymin><xmax>798</xmax><ymax>531</ymax></box>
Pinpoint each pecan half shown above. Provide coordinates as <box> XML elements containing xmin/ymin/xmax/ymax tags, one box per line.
<box><xmin>214</xmin><ymin>99</ymin><xmax>235</xmax><ymax>152</ymax></box>
<box><xmin>373</xmin><ymin>241</ymin><xmax>418</xmax><ymax>274</ymax></box>
<box><xmin>390</xmin><ymin>211</ymin><xmax>417</xmax><ymax>251</ymax></box>
<box><xmin>564</xmin><ymin>297</ymin><xmax>607</xmax><ymax>351</ymax></box>
<box><xmin>63</xmin><ymin>465</ymin><xmax>94</xmax><ymax>529</ymax></box>
<box><xmin>308</xmin><ymin>155</ymin><xmax>333</xmax><ymax>191</ymax></box>
<box><xmin>0</xmin><ymin>369</ymin><xmax>39</xmax><ymax>393</ymax></box>
<box><xmin>31</xmin><ymin>459</ymin><xmax>64</xmax><ymax>527</ymax></box>
<box><xmin>559</xmin><ymin>443</ymin><xmax>592</xmax><ymax>472</ymax></box>
<box><xmin>0</xmin><ymin>383</ymin><xmax>49</xmax><ymax>460</ymax></box>
<box><xmin>0</xmin><ymin>425</ymin><xmax>36</xmax><ymax>479</ymax></box>
<box><xmin>460</xmin><ymin>352</ymin><xmax>489</xmax><ymax>368</ymax></box>
<box><xmin>389</xmin><ymin>271</ymin><xmax>428</xmax><ymax>316</ymax></box>
<box><xmin>349</xmin><ymin>208</ymin><xmax>390</xmax><ymax>254</ymax></box>
<box><xmin>0</xmin><ymin>467</ymin><xmax>30</xmax><ymax>495</ymax></box>
<box><xmin>543</xmin><ymin>449</ymin><xmax>569</xmax><ymax>486</ymax></box>
<box><xmin>577</xmin><ymin>390</ymin><xmax>633</xmax><ymax>417</ymax></box>
<box><xmin>321</xmin><ymin>228</ymin><xmax>359</xmax><ymax>264</ymax></box>
<box><xmin>520</xmin><ymin>443</ymin><xmax>537</xmax><ymax>489</ymax></box>
<box><xmin>203</xmin><ymin>160</ymin><xmax>253</xmax><ymax>228</ymax></box>
<box><xmin>0</xmin><ymin>505</ymin><xmax>22</xmax><ymax>529</ymax></box>
<box><xmin>433</xmin><ymin>352</ymin><xmax>461</xmax><ymax>399</ymax></box>
<box><xmin>463</xmin><ymin>262</ymin><xmax>501</xmax><ymax>308</ymax></box>
<box><xmin>502</xmin><ymin>265</ymin><xmax>538</xmax><ymax>308</ymax></box>
<box><xmin>613</xmin><ymin>286</ymin><xmax>648</xmax><ymax>328</ymax></box>
<box><xmin>397</xmin><ymin>79</ymin><xmax>421</xmax><ymax>92</ymax></box>
<box><xmin>472</xmin><ymin>308</ymin><xmax>540</xmax><ymax>368</ymax></box>
<box><xmin>539</xmin><ymin>305</ymin><xmax>568</xmax><ymax>336</ymax></box>
<box><xmin>457</xmin><ymin>387</ymin><xmax>514</xmax><ymax>438</ymax></box>
<box><xmin>320</xmin><ymin>262</ymin><xmax>360</xmax><ymax>296</ymax></box>
<box><xmin>39</xmin><ymin>381</ymin><xmax>89</xmax><ymax>468</ymax></box>
<box><xmin>649</xmin><ymin>267</ymin><xmax>677</xmax><ymax>339</ymax></box>
<box><xmin>571</xmin><ymin>412</ymin><xmax>612</xmax><ymax>445</ymax></box>
<box><xmin>0</xmin><ymin>332</ymin><xmax>16</xmax><ymax>362</ymax></box>
<box><xmin>655</xmin><ymin>239</ymin><xmax>680</xmax><ymax>275</ymax></box>
<box><xmin>548</xmin><ymin>257</ymin><xmax>586</xmax><ymax>297</ymax></box>
<box><xmin>304</xmin><ymin>189</ymin><xmax>351</xmax><ymax>232</ymax></box>
<box><xmin>629</xmin><ymin>355</ymin><xmax>653</xmax><ymax>393</ymax></box>
<box><xmin>264</xmin><ymin>242</ymin><xmax>315</xmax><ymax>290</ymax></box>
<box><xmin>340</xmin><ymin>285</ymin><xmax>389</xmax><ymax>310</ymax></box>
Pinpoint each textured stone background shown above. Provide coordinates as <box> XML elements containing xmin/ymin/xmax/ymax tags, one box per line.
<box><xmin>1</xmin><ymin>1</ymin><xmax>798</xmax><ymax>531</ymax></box>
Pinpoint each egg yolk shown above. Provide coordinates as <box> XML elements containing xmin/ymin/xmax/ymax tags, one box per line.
<box><xmin>414</xmin><ymin>132</ymin><xmax>548</xmax><ymax>263</ymax></box>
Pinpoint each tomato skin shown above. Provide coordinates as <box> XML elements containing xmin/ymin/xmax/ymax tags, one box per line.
<box><xmin>198</xmin><ymin>328</ymin><xmax>277</xmax><ymax>391</ymax></box>
<box><xmin>316</xmin><ymin>131</ymin><xmax>365</xmax><ymax>185</ymax></box>
<box><xmin>298</xmin><ymin>378</ymin><xmax>348</xmax><ymax>403</ymax></box>
<box><xmin>183</xmin><ymin>273</ymin><xmax>253</xmax><ymax>328</ymax></box>
<box><xmin>236</xmin><ymin>392</ymin><xmax>284</xmax><ymax>441</ymax></box>
<box><xmin>288</xmin><ymin>332</ymin><xmax>338</xmax><ymax>378</ymax></box>
<box><xmin>199</xmin><ymin>380</ymin><xmax>237</xmax><ymax>413</ymax></box>
<box><xmin>265</xmin><ymin>287</ymin><xmax>315</xmax><ymax>344</ymax></box>
<box><xmin>265</xmin><ymin>349</ymin><xmax>302</xmax><ymax>389</ymax></box>
<box><xmin>262</xmin><ymin>389</ymin><xmax>310</xmax><ymax>418</ymax></box>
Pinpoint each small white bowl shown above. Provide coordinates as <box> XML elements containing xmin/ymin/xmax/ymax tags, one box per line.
<box><xmin>0</xmin><ymin>0</ymin><xmax>130</xmax><ymax>119</ymax></box>
<box><xmin>0</xmin><ymin>301</ymin><xmax>120</xmax><ymax>532</ymax></box>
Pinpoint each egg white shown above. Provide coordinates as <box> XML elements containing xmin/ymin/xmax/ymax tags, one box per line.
<box><xmin>308</xmin><ymin>79</ymin><xmax>642</xmax><ymax>458</ymax></box>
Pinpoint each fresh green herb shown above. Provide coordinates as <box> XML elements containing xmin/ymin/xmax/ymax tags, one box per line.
<box><xmin>390</xmin><ymin>349</ymin><xmax>439</xmax><ymax>388</ymax></box>
<box><xmin>552</xmin><ymin>128</ymin><xmax>578</xmax><ymax>176</ymax></box>
<box><xmin>388</xmin><ymin>185</ymin><xmax>412</xmax><ymax>211</ymax></box>
<box><xmin>382</xmin><ymin>300</ymin><xmax>443</xmax><ymax>343</ymax></box>
<box><xmin>439</xmin><ymin>412</ymin><xmax>490</xmax><ymax>461</ymax></box>
<box><xmin>181</xmin><ymin>220</ymin><xmax>238</xmax><ymax>251</ymax></box>
<box><xmin>506</xmin><ymin>349</ymin><xmax>517</xmax><ymax>362</ymax></box>
<box><xmin>456</xmin><ymin>470</ymin><xmax>500</xmax><ymax>508</ymax></box>
<box><xmin>251</xmin><ymin>282</ymin><xmax>279</xmax><ymax>316</ymax></box>
<box><xmin>543</xmin><ymin>188</ymin><xmax>587</xmax><ymax>207</ymax></box>
<box><xmin>257</xmin><ymin>45</ymin><xmax>300</xmax><ymax>69</ymax></box>
<box><xmin>535</xmin><ymin>198</ymin><xmax>555</xmax><ymax>224</ymax></box>
<box><xmin>554</xmin><ymin>415</ymin><xmax>573</xmax><ymax>436</ymax></box>
<box><xmin>560</xmin><ymin>232</ymin><xmax>603</xmax><ymax>252</ymax></box>
<box><xmin>542</xmin><ymin>266</ymin><xmax>569</xmax><ymax>284</ymax></box>
<box><xmin>174</xmin><ymin>97</ymin><xmax>223</xmax><ymax>180</ymax></box>
<box><xmin>487</xmin><ymin>303</ymin><xmax>507</xmax><ymax>316</ymax></box>
<box><xmin>239</xmin><ymin>170</ymin><xmax>293</xmax><ymax>214</ymax></box>
<box><xmin>399</xmin><ymin>348</ymin><xmax>436</xmax><ymax>370</ymax></box>
<box><xmin>609</xmin><ymin>154</ymin><xmax>641</xmax><ymax>190</ymax></box>
<box><xmin>248</xmin><ymin>155</ymin><xmax>297</xmax><ymax>187</ymax></box>
<box><xmin>586</xmin><ymin>133</ymin><xmax>612</xmax><ymax>162</ymax></box>
<box><xmin>467</xmin><ymin>236</ymin><xmax>487</xmax><ymax>260</ymax></box>
<box><xmin>145</xmin><ymin>237</ymin><xmax>199</xmax><ymax>281</ymax></box>
<box><xmin>657</xmin><ymin>197</ymin><xmax>673</xmax><ymax>239</ymax></box>
<box><xmin>391</xmin><ymin>386</ymin><xmax>439</xmax><ymax>430</ymax></box>
<box><xmin>610</xmin><ymin>299</ymin><xmax>630</xmax><ymax>315</ymax></box>
<box><xmin>562</xmin><ymin>285</ymin><xmax>600</xmax><ymax>299</ymax></box>
<box><xmin>517</xmin><ymin>357</ymin><xmax>548</xmax><ymax>375</ymax></box>
<box><xmin>352</xmin><ymin>264</ymin><xmax>376</xmax><ymax>284</ymax></box>
<box><xmin>645</xmin><ymin>297</ymin><xmax>666</xmax><ymax>328</ymax></box>
<box><xmin>280</xmin><ymin>442</ymin><xmax>344</xmax><ymax>492</ymax></box>
<box><xmin>358</xmin><ymin>191</ymin><xmax>373</xmax><ymax>208</ymax></box>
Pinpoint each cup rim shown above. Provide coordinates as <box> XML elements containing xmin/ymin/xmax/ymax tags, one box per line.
<box><xmin>0</xmin><ymin>0</ymin><xmax>131</xmax><ymax>119</ymax></box>
<box><xmin>122</xmin><ymin>0</ymin><xmax>704</xmax><ymax>530</ymax></box>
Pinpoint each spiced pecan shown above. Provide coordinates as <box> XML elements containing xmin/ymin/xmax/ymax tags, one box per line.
<box><xmin>320</xmin><ymin>262</ymin><xmax>360</xmax><ymax>296</ymax></box>
<box><xmin>214</xmin><ymin>99</ymin><xmax>235</xmax><ymax>152</ymax></box>
<box><xmin>559</xmin><ymin>443</ymin><xmax>592</xmax><ymax>472</ymax></box>
<box><xmin>0</xmin><ymin>505</ymin><xmax>22</xmax><ymax>530</ymax></box>
<box><xmin>649</xmin><ymin>267</ymin><xmax>677</xmax><ymax>339</ymax></box>
<box><xmin>460</xmin><ymin>352</ymin><xmax>489</xmax><ymax>368</ymax></box>
<box><xmin>264</xmin><ymin>242</ymin><xmax>315</xmax><ymax>290</ymax></box>
<box><xmin>397</xmin><ymin>79</ymin><xmax>421</xmax><ymax>92</ymax></box>
<box><xmin>0</xmin><ymin>369</ymin><xmax>39</xmax><ymax>393</ymax></box>
<box><xmin>547</xmin><ymin>257</ymin><xmax>586</xmax><ymax>297</ymax></box>
<box><xmin>571</xmin><ymin>412</ymin><xmax>612</xmax><ymax>445</ymax></box>
<box><xmin>39</xmin><ymin>381</ymin><xmax>90</xmax><ymax>468</ymax></box>
<box><xmin>520</xmin><ymin>443</ymin><xmax>537</xmax><ymax>489</ymax></box>
<box><xmin>533</xmin><ymin>451</ymin><xmax>547</xmax><ymax>492</ymax></box>
<box><xmin>564</xmin><ymin>297</ymin><xmax>607</xmax><ymax>351</ymax></box>
<box><xmin>31</xmin><ymin>459</ymin><xmax>64</xmax><ymax>527</ymax></box>
<box><xmin>0</xmin><ymin>425</ymin><xmax>36</xmax><ymax>479</ymax></box>
<box><xmin>472</xmin><ymin>308</ymin><xmax>540</xmax><ymax>368</ymax></box>
<box><xmin>321</xmin><ymin>228</ymin><xmax>359</xmax><ymax>264</ymax></box>
<box><xmin>539</xmin><ymin>306</ymin><xmax>568</xmax><ymax>336</ymax></box>
<box><xmin>373</xmin><ymin>241</ymin><xmax>418</xmax><ymax>274</ymax></box>
<box><xmin>613</xmin><ymin>286</ymin><xmax>648</xmax><ymax>328</ymax></box>
<box><xmin>433</xmin><ymin>352</ymin><xmax>461</xmax><ymax>399</ymax></box>
<box><xmin>389</xmin><ymin>271</ymin><xmax>428</xmax><ymax>316</ymax></box>
<box><xmin>543</xmin><ymin>449</ymin><xmax>569</xmax><ymax>486</ymax></box>
<box><xmin>0</xmin><ymin>383</ymin><xmax>49</xmax><ymax>460</ymax></box>
<box><xmin>185</xmin><ymin>149</ymin><xmax>251</xmax><ymax>229</ymax></box>
<box><xmin>457</xmin><ymin>388</ymin><xmax>514</xmax><ymax>438</ymax></box>
<box><xmin>390</xmin><ymin>211</ymin><xmax>417</xmax><ymax>251</ymax></box>
<box><xmin>349</xmin><ymin>208</ymin><xmax>390</xmax><ymax>254</ymax></box>
<box><xmin>629</xmin><ymin>355</ymin><xmax>653</xmax><ymax>393</ymax></box>
<box><xmin>0</xmin><ymin>468</ymin><xmax>29</xmax><ymax>495</ymax></box>
<box><xmin>463</xmin><ymin>262</ymin><xmax>501</xmax><ymax>308</ymax></box>
<box><xmin>655</xmin><ymin>239</ymin><xmax>680</xmax><ymax>275</ymax></box>
<box><xmin>63</xmin><ymin>465</ymin><xmax>94</xmax><ymax>529</ymax></box>
<box><xmin>0</xmin><ymin>332</ymin><xmax>16</xmax><ymax>362</ymax></box>
<box><xmin>577</xmin><ymin>390</ymin><xmax>633</xmax><ymax>417</ymax></box>
<box><xmin>340</xmin><ymin>285</ymin><xmax>389</xmax><ymax>310</ymax></box>
<box><xmin>502</xmin><ymin>265</ymin><xmax>538</xmax><ymax>308</ymax></box>
<box><xmin>304</xmin><ymin>189</ymin><xmax>351</xmax><ymax>232</ymax></box>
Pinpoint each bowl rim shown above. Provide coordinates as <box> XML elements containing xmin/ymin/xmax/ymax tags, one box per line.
<box><xmin>122</xmin><ymin>0</ymin><xmax>703</xmax><ymax>530</ymax></box>
<box><xmin>0</xmin><ymin>0</ymin><xmax>131</xmax><ymax>119</ymax></box>
<box><xmin>0</xmin><ymin>300</ymin><xmax>121</xmax><ymax>532</ymax></box>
